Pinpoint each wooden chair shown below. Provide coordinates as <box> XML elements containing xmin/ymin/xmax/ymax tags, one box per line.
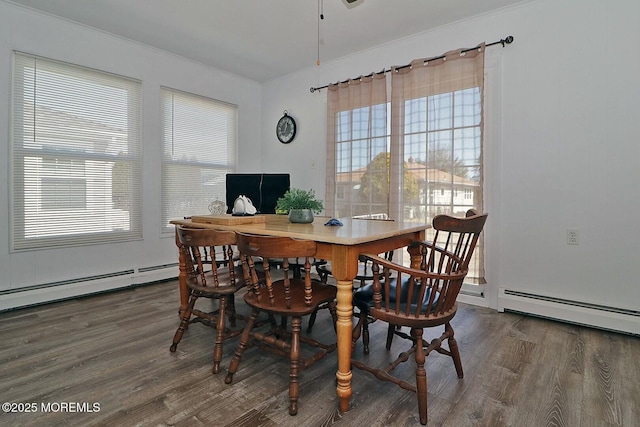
<box><xmin>225</xmin><ymin>232</ymin><xmax>338</xmax><ymax>416</ymax></box>
<box><xmin>351</xmin><ymin>210</ymin><xmax>488</xmax><ymax>424</ymax></box>
<box><xmin>352</xmin><ymin>209</ymin><xmax>478</xmax><ymax>354</ymax></box>
<box><xmin>170</xmin><ymin>225</ymin><xmax>246</xmax><ymax>374</ymax></box>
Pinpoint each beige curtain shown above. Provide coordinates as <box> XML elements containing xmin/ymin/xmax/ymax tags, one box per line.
<box><xmin>391</xmin><ymin>44</ymin><xmax>486</xmax><ymax>279</ymax></box>
<box><xmin>325</xmin><ymin>73</ymin><xmax>387</xmax><ymax>217</ymax></box>
<box><xmin>390</xmin><ymin>45</ymin><xmax>485</xmax><ymax>213</ymax></box>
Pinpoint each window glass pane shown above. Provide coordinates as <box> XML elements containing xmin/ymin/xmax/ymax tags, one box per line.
<box><xmin>428</xmin><ymin>92</ymin><xmax>453</xmax><ymax>130</ymax></box>
<box><xmin>352</xmin><ymin>107</ymin><xmax>370</xmax><ymax>139</ymax></box>
<box><xmin>454</xmin><ymin>87</ymin><xmax>481</xmax><ymax>128</ymax></box>
<box><xmin>404</xmin><ymin>132</ymin><xmax>426</xmax><ymax>162</ymax></box>
<box><xmin>333</xmin><ymin>102</ymin><xmax>389</xmax><ymax>218</ymax></box>
<box><xmin>427</xmin><ymin>130</ymin><xmax>453</xmax><ymax>168</ymax></box>
<box><xmin>371</xmin><ymin>104</ymin><xmax>388</xmax><ymax>137</ymax></box>
<box><xmin>336</xmin><ymin>111</ymin><xmax>351</xmax><ymax>142</ymax></box>
<box><xmin>403</xmin><ymin>98</ymin><xmax>426</xmax><ymax>134</ymax></box>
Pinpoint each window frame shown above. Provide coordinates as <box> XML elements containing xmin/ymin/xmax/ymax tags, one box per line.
<box><xmin>160</xmin><ymin>87</ymin><xmax>238</xmax><ymax>233</ymax></box>
<box><xmin>11</xmin><ymin>52</ymin><xmax>143</xmax><ymax>251</ymax></box>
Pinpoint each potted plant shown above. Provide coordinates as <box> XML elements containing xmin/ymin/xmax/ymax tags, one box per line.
<box><xmin>275</xmin><ymin>188</ymin><xmax>324</xmax><ymax>223</ymax></box>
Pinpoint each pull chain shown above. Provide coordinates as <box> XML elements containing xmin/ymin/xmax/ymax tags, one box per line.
<box><xmin>317</xmin><ymin>0</ymin><xmax>324</xmax><ymax>66</ymax></box>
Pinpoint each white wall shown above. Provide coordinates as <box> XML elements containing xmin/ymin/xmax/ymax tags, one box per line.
<box><xmin>261</xmin><ymin>0</ymin><xmax>640</xmax><ymax>321</ymax></box>
<box><xmin>0</xmin><ymin>2</ymin><xmax>262</xmax><ymax>305</ymax></box>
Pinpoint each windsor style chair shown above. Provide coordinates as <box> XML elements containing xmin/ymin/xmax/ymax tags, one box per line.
<box><xmin>351</xmin><ymin>210</ymin><xmax>487</xmax><ymax>424</ymax></box>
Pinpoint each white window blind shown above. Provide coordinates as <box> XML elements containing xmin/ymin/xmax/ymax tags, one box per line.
<box><xmin>161</xmin><ymin>88</ymin><xmax>237</xmax><ymax>231</ymax></box>
<box><xmin>11</xmin><ymin>52</ymin><xmax>142</xmax><ymax>251</ymax></box>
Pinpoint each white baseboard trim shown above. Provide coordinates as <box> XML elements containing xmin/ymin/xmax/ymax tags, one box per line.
<box><xmin>498</xmin><ymin>287</ymin><xmax>640</xmax><ymax>336</ymax></box>
<box><xmin>0</xmin><ymin>266</ymin><xmax>178</xmax><ymax>312</ymax></box>
<box><xmin>458</xmin><ymin>293</ymin><xmax>489</xmax><ymax>307</ymax></box>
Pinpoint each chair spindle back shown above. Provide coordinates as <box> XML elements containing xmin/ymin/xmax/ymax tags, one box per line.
<box><xmin>177</xmin><ymin>226</ymin><xmax>238</xmax><ymax>289</ymax></box>
<box><xmin>235</xmin><ymin>232</ymin><xmax>317</xmax><ymax>310</ymax></box>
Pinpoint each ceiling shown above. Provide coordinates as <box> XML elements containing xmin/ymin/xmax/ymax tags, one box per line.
<box><xmin>7</xmin><ymin>0</ymin><xmax>526</xmax><ymax>82</ymax></box>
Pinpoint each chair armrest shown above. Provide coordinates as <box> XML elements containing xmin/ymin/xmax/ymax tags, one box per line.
<box><xmin>360</xmin><ymin>252</ymin><xmax>467</xmax><ymax>281</ymax></box>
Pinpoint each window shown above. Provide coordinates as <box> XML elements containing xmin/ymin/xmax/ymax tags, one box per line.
<box><xmin>161</xmin><ymin>88</ymin><xmax>237</xmax><ymax>232</ymax></box>
<box><xmin>325</xmin><ymin>74</ymin><xmax>388</xmax><ymax>218</ymax></box>
<box><xmin>327</xmin><ymin>46</ymin><xmax>486</xmax><ymax>282</ymax></box>
<box><xmin>401</xmin><ymin>87</ymin><xmax>482</xmax><ymax>222</ymax></box>
<box><xmin>392</xmin><ymin>49</ymin><xmax>485</xmax><ymax>282</ymax></box>
<box><xmin>334</xmin><ymin>103</ymin><xmax>389</xmax><ymax>217</ymax></box>
<box><xmin>11</xmin><ymin>52</ymin><xmax>142</xmax><ymax>250</ymax></box>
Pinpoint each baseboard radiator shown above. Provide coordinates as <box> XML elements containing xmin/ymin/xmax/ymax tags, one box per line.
<box><xmin>498</xmin><ymin>288</ymin><xmax>640</xmax><ymax>336</ymax></box>
<box><xmin>0</xmin><ymin>263</ymin><xmax>179</xmax><ymax>312</ymax></box>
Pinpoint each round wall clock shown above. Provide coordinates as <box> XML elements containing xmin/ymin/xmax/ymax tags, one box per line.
<box><xmin>276</xmin><ymin>111</ymin><xmax>296</xmax><ymax>144</ymax></box>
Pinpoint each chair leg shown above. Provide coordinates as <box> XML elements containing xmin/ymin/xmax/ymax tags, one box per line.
<box><xmin>288</xmin><ymin>317</ymin><xmax>302</xmax><ymax>416</ymax></box>
<box><xmin>385</xmin><ymin>323</ymin><xmax>395</xmax><ymax>350</ymax></box>
<box><xmin>225</xmin><ymin>309</ymin><xmax>260</xmax><ymax>384</ymax></box>
<box><xmin>362</xmin><ymin>315</ymin><xmax>371</xmax><ymax>354</ymax></box>
<box><xmin>170</xmin><ymin>295</ymin><xmax>197</xmax><ymax>352</ymax></box>
<box><xmin>306</xmin><ymin>308</ymin><xmax>318</xmax><ymax>333</ymax></box>
<box><xmin>267</xmin><ymin>313</ymin><xmax>278</xmax><ymax>328</ymax></box>
<box><xmin>412</xmin><ymin>327</ymin><xmax>428</xmax><ymax>425</ymax></box>
<box><xmin>446</xmin><ymin>322</ymin><xmax>464</xmax><ymax>378</ymax></box>
<box><xmin>307</xmin><ymin>300</ymin><xmax>337</xmax><ymax>334</ymax></box>
<box><xmin>212</xmin><ymin>296</ymin><xmax>227</xmax><ymax>374</ymax></box>
<box><xmin>227</xmin><ymin>295</ymin><xmax>237</xmax><ymax>328</ymax></box>
<box><xmin>351</xmin><ymin>311</ymin><xmax>366</xmax><ymax>353</ymax></box>
<box><xmin>318</xmin><ymin>271</ymin><xmax>328</xmax><ymax>283</ymax></box>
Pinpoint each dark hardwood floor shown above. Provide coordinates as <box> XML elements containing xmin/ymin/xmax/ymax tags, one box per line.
<box><xmin>1</xmin><ymin>279</ymin><xmax>639</xmax><ymax>427</ymax></box>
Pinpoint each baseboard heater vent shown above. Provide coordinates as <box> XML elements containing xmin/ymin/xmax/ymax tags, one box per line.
<box><xmin>499</xmin><ymin>288</ymin><xmax>640</xmax><ymax>336</ymax></box>
<box><xmin>0</xmin><ymin>269</ymin><xmax>135</xmax><ymax>296</ymax></box>
<box><xmin>138</xmin><ymin>262</ymin><xmax>179</xmax><ymax>273</ymax></box>
<box><xmin>502</xmin><ymin>289</ymin><xmax>640</xmax><ymax>317</ymax></box>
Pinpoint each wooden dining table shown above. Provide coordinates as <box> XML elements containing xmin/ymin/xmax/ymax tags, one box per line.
<box><xmin>170</xmin><ymin>214</ymin><xmax>428</xmax><ymax>413</ymax></box>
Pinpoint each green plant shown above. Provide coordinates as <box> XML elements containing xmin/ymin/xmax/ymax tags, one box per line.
<box><xmin>275</xmin><ymin>188</ymin><xmax>324</xmax><ymax>214</ymax></box>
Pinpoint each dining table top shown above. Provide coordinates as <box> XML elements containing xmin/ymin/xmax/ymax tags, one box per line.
<box><xmin>170</xmin><ymin>214</ymin><xmax>429</xmax><ymax>246</ymax></box>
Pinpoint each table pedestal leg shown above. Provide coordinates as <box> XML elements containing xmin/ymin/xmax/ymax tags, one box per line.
<box><xmin>175</xmin><ymin>228</ymin><xmax>189</xmax><ymax>318</ymax></box>
<box><xmin>335</xmin><ymin>278</ymin><xmax>353</xmax><ymax>412</ymax></box>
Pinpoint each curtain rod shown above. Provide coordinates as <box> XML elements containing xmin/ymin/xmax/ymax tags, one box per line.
<box><xmin>309</xmin><ymin>35</ymin><xmax>514</xmax><ymax>93</ymax></box>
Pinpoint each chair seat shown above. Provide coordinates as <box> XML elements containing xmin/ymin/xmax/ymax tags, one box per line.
<box><xmin>353</xmin><ymin>278</ymin><xmax>440</xmax><ymax>314</ymax></box>
<box><xmin>244</xmin><ymin>279</ymin><xmax>337</xmax><ymax>317</ymax></box>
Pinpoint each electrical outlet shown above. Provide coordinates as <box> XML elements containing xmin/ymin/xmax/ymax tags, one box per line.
<box><xmin>567</xmin><ymin>229</ymin><xmax>580</xmax><ymax>245</ymax></box>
